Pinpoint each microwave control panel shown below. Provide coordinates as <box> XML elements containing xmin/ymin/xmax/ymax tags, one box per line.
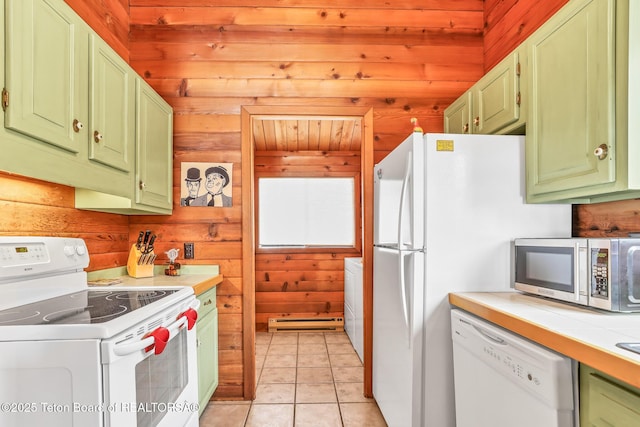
<box><xmin>591</xmin><ymin>248</ymin><xmax>609</xmax><ymax>299</ymax></box>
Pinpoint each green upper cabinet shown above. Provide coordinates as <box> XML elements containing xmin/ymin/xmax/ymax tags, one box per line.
<box><xmin>2</xmin><ymin>0</ymin><xmax>174</xmax><ymax>214</ymax></box>
<box><xmin>444</xmin><ymin>47</ymin><xmax>525</xmax><ymax>136</ymax></box>
<box><xmin>134</xmin><ymin>78</ymin><xmax>173</xmax><ymax>212</ymax></box>
<box><xmin>526</xmin><ymin>0</ymin><xmax>615</xmax><ymax>201</ymax></box>
<box><xmin>526</xmin><ymin>0</ymin><xmax>640</xmax><ymax>203</ymax></box>
<box><xmin>473</xmin><ymin>50</ymin><xmax>522</xmax><ymax>135</ymax></box>
<box><xmin>443</xmin><ymin>91</ymin><xmax>472</xmax><ymax>134</ymax></box>
<box><xmin>88</xmin><ymin>34</ymin><xmax>135</xmax><ymax>173</ymax></box>
<box><xmin>4</xmin><ymin>0</ymin><xmax>88</xmax><ymax>153</ymax></box>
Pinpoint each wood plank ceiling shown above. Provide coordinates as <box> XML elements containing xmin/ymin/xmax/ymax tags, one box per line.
<box><xmin>252</xmin><ymin>117</ymin><xmax>361</xmax><ymax>151</ymax></box>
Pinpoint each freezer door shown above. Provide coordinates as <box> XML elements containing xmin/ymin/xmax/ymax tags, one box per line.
<box><xmin>373</xmin><ymin>246</ymin><xmax>424</xmax><ymax>427</ymax></box>
<box><xmin>374</xmin><ymin>132</ymin><xmax>424</xmax><ymax>250</ymax></box>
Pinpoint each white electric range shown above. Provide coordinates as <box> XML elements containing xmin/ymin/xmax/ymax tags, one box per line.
<box><xmin>0</xmin><ymin>236</ymin><xmax>200</xmax><ymax>427</ymax></box>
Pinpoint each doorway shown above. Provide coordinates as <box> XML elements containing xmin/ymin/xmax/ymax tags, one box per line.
<box><xmin>240</xmin><ymin>105</ymin><xmax>375</xmax><ymax>399</ymax></box>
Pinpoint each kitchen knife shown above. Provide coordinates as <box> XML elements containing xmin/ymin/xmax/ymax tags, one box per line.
<box><xmin>142</xmin><ymin>230</ymin><xmax>151</xmax><ymax>252</ymax></box>
<box><xmin>135</xmin><ymin>231</ymin><xmax>144</xmax><ymax>249</ymax></box>
<box><xmin>146</xmin><ymin>234</ymin><xmax>157</xmax><ymax>254</ymax></box>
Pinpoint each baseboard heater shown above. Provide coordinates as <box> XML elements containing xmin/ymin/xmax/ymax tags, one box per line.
<box><xmin>268</xmin><ymin>317</ymin><xmax>344</xmax><ymax>332</ymax></box>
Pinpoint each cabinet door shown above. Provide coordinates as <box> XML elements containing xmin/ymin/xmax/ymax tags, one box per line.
<box><xmin>197</xmin><ymin>307</ymin><xmax>218</xmax><ymax>415</ymax></box>
<box><xmin>444</xmin><ymin>91</ymin><xmax>472</xmax><ymax>134</ymax></box>
<box><xmin>580</xmin><ymin>366</ymin><xmax>640</xmax><ymax>426</ymax></box>
<box><xmin>4</xmin><ymin>0</ymin><xmax>87</xmax><ymax>153</ymax></box>
<box><xmin>527</xmin><ymin>0</ymin><xmax>615</xmax><ymax>198</ymax></box>
<box><xmin>88</xmin><ymin>34</ymin><xmax>134</xmax><ymax>172</ymax></box>
<box><xmin>473</xmin><ymin>51</ymin><xmax>520</xmax><ymax>135</ymax></box>
<box><xmin>135</xmin><ymin>78</ymin><xmax>173</xmax><ymax>211</ymax></box>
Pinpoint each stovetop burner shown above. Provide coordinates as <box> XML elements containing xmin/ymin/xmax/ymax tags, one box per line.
<box><xmin>0</xmin><ymin>289</ymin><xmax>180</xmax><ymax>326</ymax></box>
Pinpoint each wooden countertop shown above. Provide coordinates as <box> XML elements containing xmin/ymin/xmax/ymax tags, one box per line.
<box><xmin>449</xmin><ymin>291</ymin><xmax>640</xmax><ymax>390</ymax></box>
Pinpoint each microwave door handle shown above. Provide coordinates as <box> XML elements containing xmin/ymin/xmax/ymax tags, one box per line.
<box><xmin>397</xmin><ymin>152</ymin><xmax>412</xmax><ymax>250</ymax></box>
<box><xmin>627</xmin><ymin>247</ymin><xmax>640</xmax><ymax>303</ymax></box>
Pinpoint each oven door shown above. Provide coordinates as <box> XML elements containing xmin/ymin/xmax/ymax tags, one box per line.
<box><xmin>514</xmin><ymin>238</ymin><xmax>589</xmax><ymax>305</ymax></box>
<box><xmin>101</xmin><ymin>304</ymin><xmax>199</xmax><ymax>427</ymax></box>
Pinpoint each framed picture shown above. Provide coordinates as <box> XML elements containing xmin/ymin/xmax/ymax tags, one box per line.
<box><xmin>180</xmin><ymin>162</ymin><xmax>233</xmax><ymax>207</ymax></box>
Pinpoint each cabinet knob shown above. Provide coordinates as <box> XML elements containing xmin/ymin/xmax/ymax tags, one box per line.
<box><xmin>473</xmin><ymin>116</ymin><xmax>480</xmax><ymax>126</ymax></box>
<box><xmin>73</xmin><ymin>119</ymin><xmax>84</xmax><ymax>133</ymax></box>
<box><xmin>93</xmin><ymin>131</ymin><xmax>103</xmax><ymax>143</ymax></box>
<box><xmin>593</xmin><ymin>144</ymin><xmax>609</xmax><ymax>160</ymax></box>
<box><xmin>139</xmin><ymin>181</ymin><xmax>146</xmax><ymax>190</ymax></box>
<box><xmin>463</xmin><ymin>124</ymin><xmax>469</xmax><ymax>133</ymax></box>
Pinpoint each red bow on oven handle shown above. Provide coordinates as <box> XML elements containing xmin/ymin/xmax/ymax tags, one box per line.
<box><xmin>178</xmin><ymin>308</ymin><xmax>198</xmax><ymax>330</ymax></box>
<box><xmin>144</xmin><ymin>326</ymin><xmax>170</xmax><ymax>355</ymax></box>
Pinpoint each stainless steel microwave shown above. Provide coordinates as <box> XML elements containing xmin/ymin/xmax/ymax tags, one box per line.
<box><xmin>514</xmin><ymin>238</ymin><xmax>640</xmax><ymax>312</ymax></box>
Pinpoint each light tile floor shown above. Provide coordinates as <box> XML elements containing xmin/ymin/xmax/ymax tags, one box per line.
<box><xmin>199</xmin><ymin>331</ymin><xmax>388</xmax><ymax>427</ymax></box>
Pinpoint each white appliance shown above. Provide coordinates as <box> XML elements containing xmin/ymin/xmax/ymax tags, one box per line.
<box><xmin>372</xmin><ymin>132</ymin><xmax>571</xmax><ymax>427</ymax></box>
<box><xmin>344</xmin><ymin>257</ymin><xmax>363</xmax><ymax>362</ymax></box>
<box><xmin>450</xmin><ymin>309</ymin><xmax>576</xmax><ymax>427</ymax></box>
<box><xmin>0</xmin><ymin>236</ymin><xmax>200</xmax><ymax>427</ymax></box>
<box><xmin>515</xmin><ymin>237</ymin><xmax>640</xmax><ymax>312</ymax></box>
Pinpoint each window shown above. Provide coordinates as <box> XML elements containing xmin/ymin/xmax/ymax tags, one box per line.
<box><xmin>258</xmin><ymin>177</ymin><xmax>356</xmax><ymax>248</ymax></box>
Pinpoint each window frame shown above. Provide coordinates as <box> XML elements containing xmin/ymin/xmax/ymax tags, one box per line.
<box><xmin>255</xmin><ymin>171</ymin><xmax>362</xmax><ymax>254</ymax></box>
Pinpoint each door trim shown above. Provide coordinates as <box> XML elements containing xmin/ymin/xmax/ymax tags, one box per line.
<box><xmin>240</xmin><ymin>105</ymin><xmax>374</xmax><ymax>398</ymax></box>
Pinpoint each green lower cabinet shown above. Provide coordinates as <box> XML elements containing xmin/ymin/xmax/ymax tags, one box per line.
<box><xmin>196</xmin><ymin>288</ymin><xmax>219</xmax><ymax>416</ymax></box>
<box><xmin>580</xmin><ymin>364</ymin><xmax>640</xmax><ymax>426</ymax></box>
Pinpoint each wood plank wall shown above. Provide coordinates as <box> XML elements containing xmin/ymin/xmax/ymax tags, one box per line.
<box><xmin>1</xmin><ymin>0</ymin><xmax>637</xmax><ymax>402</ymax></box>
<box><xmin>0</xmin><ymin>172</ymin><xmax>130</xmax><ymax>270</ymax></box>
<box><xmin>254</xmin><ymin>150</ymin><xmax>362</xmax><ymax>332</ymax></box>
<box><xmin>126</xmin><ymin>0</ymin><xmax>484</xmax><ymax>399</ymax></box>
<box><xmin>64</xmin><ymin>0</ymin><xmax>130</xmax><ymax>61</ymax></box>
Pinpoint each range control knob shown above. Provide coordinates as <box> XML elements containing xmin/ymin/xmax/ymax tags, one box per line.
<box><xmin>63</xmin><ymin>246</ymin><xmax>75</xmax><ymax>257</ymax></box>
<box><xmin>75</xmin><ymin>245</ymin><xmax>86</xmax><ymax>256</ymax></box>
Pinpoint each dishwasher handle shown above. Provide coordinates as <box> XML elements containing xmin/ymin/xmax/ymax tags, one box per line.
<box><xmin>470</xmin><ymin>323</ymin><xmax>507</xmax><ymax>345</ymax></box>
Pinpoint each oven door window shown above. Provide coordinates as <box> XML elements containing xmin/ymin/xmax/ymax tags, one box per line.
<box><xmin>135</xmin><ymin>328</ymin><xmax>188</xmax><ymax>427</ymax></box>
<box><xmin>515</xmin><ymin>246</ymin><xmax>574</xmax><ymax>292</ymax></box>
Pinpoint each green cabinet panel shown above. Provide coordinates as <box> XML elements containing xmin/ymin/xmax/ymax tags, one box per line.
<box><xmin>526</xmin><ymin>0</ymin><xmax>640</xmax><ymax>203</ymax></box>
<box><xmin>135</xmin><ymin>78</ymin><xmax>173</xmax><ymax>212</ymax></box>
<box><xmin>443</xmin><ymin>91</ymin><xmax>471</xmax><ymax>134</ymax></box>
<box><xmin>580</xmin><ymin>364</ymin><xmax>640</xmax><ymax>426</ymax></box>
<box><xmin>444</xmin><ymin>48</ymin><xmax>524</xmax><ymax>136</ymax></box>
<box><xmin>527</xmin><ymin>0</ymin><xmax>615</xmax><ymax>199</ymax></box>
<box><xmin>2</xmin><ymin>0</ymin><xmax>174</xmax><ymax>214</ymax></box>
<box><xmin>473</xmin><ymin>50</ymin><xmax>521</xmax><ymax>135</ymax></box>
<box><xmin>4</xmin><ymin>0</ymin><xmax>88</xmax><ymax>153</ymax></box>
<box><xmin>88</xmin><ymin>34</ymin><xmax>135</xmax><ymax>172</ymax></box>
<box><xmin>196</xmin><ymin>287</ymin><xmax>218</xmax><ymax>415</ymax></box>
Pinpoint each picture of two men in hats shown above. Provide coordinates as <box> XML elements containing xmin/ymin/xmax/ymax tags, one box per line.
<box><xmin>180</xmin><ymin>163</ymin><xmax>233</xmax><ymax>207</ymax></box>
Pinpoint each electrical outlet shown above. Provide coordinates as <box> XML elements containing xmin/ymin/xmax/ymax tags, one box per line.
<box><xmin>184</xmin><ymin>242</ymin><xmax>194</xmax><ymax>259</ymax></box>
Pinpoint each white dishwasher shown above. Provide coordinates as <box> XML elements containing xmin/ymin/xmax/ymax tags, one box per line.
<box><xmin>450</xmin><ymin>309</ymin><xmax>577</xmax><ymax>427</ymax></box>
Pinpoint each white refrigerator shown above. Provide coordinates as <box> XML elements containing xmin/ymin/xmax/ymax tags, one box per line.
<box><xmin>372</xmin><ymin>132</ymin><xmax>572</xmax><ymax>427</ymax></box>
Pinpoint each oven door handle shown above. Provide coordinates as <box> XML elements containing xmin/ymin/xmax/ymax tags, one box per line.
<box><xmin>113</xmin><ymin>299</ymin><xmax>200</xmax><ymax>357</ymax></box>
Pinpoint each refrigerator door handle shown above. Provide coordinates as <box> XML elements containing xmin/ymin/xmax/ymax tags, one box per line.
<box><xmin>398</xmin><ymin>250</ymin><xmax>411</xmax><ymax>348</ymax></box>
<box><xmin>397</xmin><ymin>152</ymin><xmax>412</xmax><ymax>250</ymax></box>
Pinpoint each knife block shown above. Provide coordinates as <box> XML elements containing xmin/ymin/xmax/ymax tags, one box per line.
<box><xmin>126</xmin><ymin>245</ymin><xmax>154</xmax><ymax>278</ymax></box>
